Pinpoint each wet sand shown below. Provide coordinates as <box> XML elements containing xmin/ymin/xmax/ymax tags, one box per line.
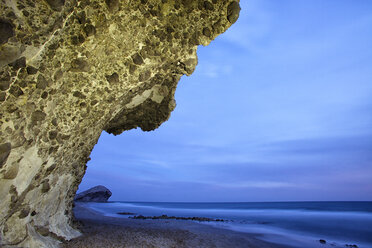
<box><xmin>62</xmin><ymin>203</ymin><xmax>287</xmax><ymax>248</ymax></box>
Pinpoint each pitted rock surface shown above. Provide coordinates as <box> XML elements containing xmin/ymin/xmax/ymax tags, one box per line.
<box><xmin>0</xmin><ymin>0</ymin><xmax>240</xmax><ymax>247</ymax></box>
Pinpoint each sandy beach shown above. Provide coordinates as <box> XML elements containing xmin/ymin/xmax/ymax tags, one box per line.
<box><xmin>62</xmin><ymin>203</ymin><xmax>286</xmax><ymax>248</ymax></box>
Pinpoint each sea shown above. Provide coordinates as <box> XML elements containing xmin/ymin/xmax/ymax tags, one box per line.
<box><xmin>81</xmin><ymin>201</ymin><xmax>372</xmax><ymax>248</ymax></box>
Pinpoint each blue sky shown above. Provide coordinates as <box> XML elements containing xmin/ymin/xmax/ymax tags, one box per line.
<box><xmin>79</xmin><ymin>0</ymin><xmax>372</xmax><ymax>201</ymax></box>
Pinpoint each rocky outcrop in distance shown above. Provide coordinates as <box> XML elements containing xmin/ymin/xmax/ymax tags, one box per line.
<box><xmin>0</xmin><ymin>0</ymin><xmax>240</xmax><ymax>247</ymax></box>
<box><xmin>74</xmin><ymin>185</ymin><xmax>112</xmax><ymax>202</ymax></box>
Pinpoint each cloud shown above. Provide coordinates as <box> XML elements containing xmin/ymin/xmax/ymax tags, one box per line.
<box><xmin>196</xmin><ymin>63</ymin><xmax>233</xmax><ymax>78</ymax></box>
<box><xmin>220</xmin><ymin>0</ymin><xmax>272</xmax><ymax>52</ymax></box>
<box><xmin>262</xmin><ymin>135</ymin><xmax>372</xmax><ymax>163</ymax></box>
<box><xmin>80</xmin><ymin>0</ymin><xmax>372</xmax><ymax>201</ymax></box>
<box><xmin>213</xmin><ymin>181</ymin><xmax>297</xmax><ymax>189</ymax></box>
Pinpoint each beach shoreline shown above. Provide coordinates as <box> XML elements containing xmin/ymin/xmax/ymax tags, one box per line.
<box><xmin>62</xmin><ymin>203</ymin><xmax>288</xmax><ymax>248</ymax></box>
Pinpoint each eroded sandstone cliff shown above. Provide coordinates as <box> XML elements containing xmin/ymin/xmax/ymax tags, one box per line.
<box><xmin>0</xmin><ymin>0</ymin><xmax>240</xmax><ymax>247</ymax></box>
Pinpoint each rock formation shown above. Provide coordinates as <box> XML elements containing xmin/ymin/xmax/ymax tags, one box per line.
<box><xmin>74</xmin><ymin>185</ymin><xmax>112</xmax><ymax>202</ymax></box>
<box><xmin>0</xmin><ymin>0</ymin><xmax>240</xmax><ymax>247</ymax></box>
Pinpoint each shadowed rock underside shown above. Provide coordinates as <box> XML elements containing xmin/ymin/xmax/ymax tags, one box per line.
<box><xmin>0</xmin><ymin>0</ymin><xmax>240</xmax><ymax>247</ymax></box>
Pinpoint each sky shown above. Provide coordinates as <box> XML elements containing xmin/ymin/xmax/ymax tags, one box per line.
<box><xmin>79</xmin><ymin>0</ymin><xmax>372</xmax><ymax>202</ymax></box>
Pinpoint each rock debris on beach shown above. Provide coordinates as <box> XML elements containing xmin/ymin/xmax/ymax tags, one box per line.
<box><xmin>131</xmin><ymin>214</ymin><xmax>225</xmax><ymax>222</ymax></box>
<box><xmin>62</xmin><ymin>204</ymin><xmax>283</xmax><ymax>248</ymax></box>
<box><xmin>345</xmin><ymin>244</ymin><xmax>358</xmax><ymax>248</ymax></box>
<box><xmin>117</xmin><ymin>212</ymin><xmax>136</xmax><ymax>215</ymax></box>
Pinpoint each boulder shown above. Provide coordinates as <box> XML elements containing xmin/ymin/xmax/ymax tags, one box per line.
<box><xmin>74</xmin><ymin>185</ymin><xmax>112</xmax><ymax>202</ymax></box>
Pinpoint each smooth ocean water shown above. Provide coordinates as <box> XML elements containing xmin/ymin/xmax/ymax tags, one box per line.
<box><xmin>81</xmin><ymin>201</ymin><xmax>372</xmax><ymax>248</ymax></box>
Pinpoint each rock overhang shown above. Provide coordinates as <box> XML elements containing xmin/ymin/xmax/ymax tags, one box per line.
<box><xmin>0</xmin><ymin>0</ymin><xmax>240</xmax><ymax>247</ymax></box>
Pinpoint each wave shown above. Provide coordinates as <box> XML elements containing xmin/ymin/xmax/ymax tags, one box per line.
<box><xmin>82</xmin><ymin>201</ymin><xmax>372</xmax><ymax>248</ymax></box>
